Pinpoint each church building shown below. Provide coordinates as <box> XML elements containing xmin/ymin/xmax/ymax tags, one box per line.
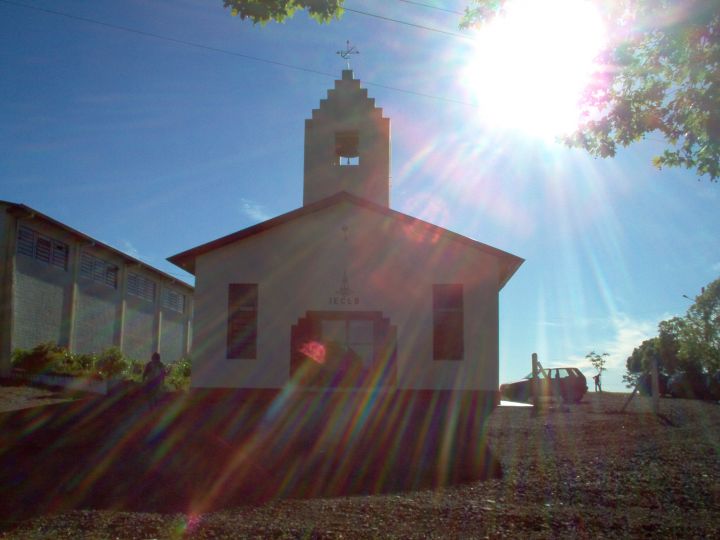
<box><xmin>169</xmin><ymin>69</ymin><xmax>523</xmax><ymax>402</ymax></box>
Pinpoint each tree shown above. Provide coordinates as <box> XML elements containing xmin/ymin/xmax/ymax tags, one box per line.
<box><xmin>586</xmin><ymin>350</ymin><xmax>608</xmax><ymax>374</ymax></box>
<box><xmin>222</xmin><ymin>0</ymin><xmax>344</xmax><ymax>24</ymax></box>
<box><xmin>463</xmin><ymin>1</ymin><xmax>720</xmax><ymax>181</ymax></box>
<box><xmin>681</xmin><ymin>278</ymin><xmax>720</xmax><ymax>371</ymax></box>
<box><xmin>623</xmin><ymin>337</ymin><xmax>659</xmax><ymax>387</ymax></box>
<box><xmin>657</xmin><ymin>317</ymin><xmax>684</xmax><ymax>372</ymax></box>
<box><xmin>624</xmin><ymin>276</ymin><xmax>720</xmax><ymax>388</ymax></box>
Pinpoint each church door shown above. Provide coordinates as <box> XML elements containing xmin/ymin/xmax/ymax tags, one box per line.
<box><xmin>290</xmin><ymin>311</ymin><xmax>396</xmax><ymax>388</ymax></box>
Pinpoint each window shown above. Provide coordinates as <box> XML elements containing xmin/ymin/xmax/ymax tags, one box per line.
<box><xmin>433</xmin><ymin>284</ymin><xmax>464</xmax><ymax>360</ymax></box>
<box><xmin>16</xmin><ymin>225</ymin><xmax>69</xmax><ymax>270</ymax></box>
<box><xmin>80</xmin><ymin>251</ymin><xmax>118</xmax><ymax>288</ymax></box>
<box><xmin>227</xmin><ymin>284</ymin><xmax>258</xmax><ymax>359</ymax></box>
<box><xmin>127</xmin><ymin>272</ymin><xmax>156</xmax><ymax>302</ymax></box>
<box><xmin>163</xmin><ymin>289</ymin><xmax>185</xmax><ymax>313</ymax></box>
<box><xmin>335</xmin><ymin>131</ymin><xmax>359</xmax><ymax>166</ymax></box>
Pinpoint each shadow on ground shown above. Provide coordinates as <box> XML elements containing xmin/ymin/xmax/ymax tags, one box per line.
<box><xmin>0</xmin><ymin>387</ymin><xmax>501</xmax><ymax>524</ymax></box>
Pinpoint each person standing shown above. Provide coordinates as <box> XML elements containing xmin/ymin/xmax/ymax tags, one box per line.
<box><xmin>593</xmin><ymin>372</ymin><xmax>602</xmax><ymax>392</ymax></box>
<box><xmin>143</xmin><ymin>352</ymin><xmax>166</xmax><ymax>408</ymax></box>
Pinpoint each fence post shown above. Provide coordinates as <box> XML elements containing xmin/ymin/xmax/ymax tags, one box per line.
<box><xmin>531</xmin><ymin>353</ymin><xmax>539</xmax><ymax>416</ymax></box>
<box><xmin>651</xmin><ymin>357</ymin><xmax>660</xmax><ymax>415</ymax></box>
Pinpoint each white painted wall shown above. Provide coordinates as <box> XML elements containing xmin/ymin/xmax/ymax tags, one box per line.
<box><xmin>191</xmin><ymin>200</ymin><xmax>500</xmax><ymax>391</ymax></box>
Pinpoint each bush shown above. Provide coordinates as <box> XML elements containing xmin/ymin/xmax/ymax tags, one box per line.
<box><xmin>166</xmin><ymin>357</ymin><xmax>192</xmax><ymax>391</ymax></box>
<box><xmin>125</xmin><ymin>359</ymin><xmax>144</xmax><ymax>382</ymax></box>
<box><xmin>11</xmin><ymin>343</ymin><xmax>66</xmax><ymax>375</ymax></box>
<box><xmin>72</xmin><ymin>352</ymin><xmax>98</xmax><ymax>374</ymax></box>
<box><xmin>95</xmin><ymin>347</ymin><xmax>128</xmax><ymax>379</ymax></box>
<box><xmin>50</xmin><ymin>351</ymin><xmax>98</xmax><ymax>376</ymax></box>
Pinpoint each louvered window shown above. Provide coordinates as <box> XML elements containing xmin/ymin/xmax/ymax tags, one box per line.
<box><xmin>127</xmin><ymin>272</ymin><xmax>156</xmax><ymax>302</ymax></box>
<box><xmin>17</xmin><ymin>227</ymin><xmax>34</xmax><ymax>257</ymax></box>
<box><xmin>163</xmin><ymin>289</ymin><xmax>185</xmax><ymax>313</ymax></box>
<box><xmin>80</xmin><ymin>252</ymin><xmax>118</xmax><ymax>288</ymax></box>
<box><xmin>16</xmin><ymin>225</ymin><xmax>68</xmax><ymax>270</ymax></box>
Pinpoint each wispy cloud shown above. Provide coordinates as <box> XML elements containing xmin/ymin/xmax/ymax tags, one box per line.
<box><xmin>239</xmin><ymin>198</ymin><xmax>271</xmax><ymax>222</ymax></box>
<box><xmin>567</xmin><ymin>312</ymin><xmax>670</xmax><ymax>390</ymax></box>
<box><xmin>121</xmin><ymin>240</ymin><xmax>140</xmax><ymax>258</ymax></box>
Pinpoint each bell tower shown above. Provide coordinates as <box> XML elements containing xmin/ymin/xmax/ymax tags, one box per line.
<box><xmin>303</xmin><ymin>70</ymin><xmax>391</xmax><ymax>207</ymax></box>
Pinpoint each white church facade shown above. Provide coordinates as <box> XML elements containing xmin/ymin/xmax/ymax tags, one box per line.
<box><xmin>169</xmin><ymin>70</ymin><xmax>522</xmax><ymax>400</ymax></box>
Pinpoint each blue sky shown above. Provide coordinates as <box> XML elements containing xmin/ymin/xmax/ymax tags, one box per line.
<box><xmin>2</xmin><ymin>0</ymin><xmax>718</xmax><ymax>391</ymax></box>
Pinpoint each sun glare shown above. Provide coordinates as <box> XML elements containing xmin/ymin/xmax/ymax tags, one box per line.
<box><xmin>463</xmin><ymin>0</ymin><xmax>607</xmax><ymax>138</ymax></box>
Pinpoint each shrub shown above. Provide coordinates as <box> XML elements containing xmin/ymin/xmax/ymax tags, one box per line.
<box><xmin>166</xmin><ymin>357</ymin><xmax>192</xmax><ymax>391</ymax></box>
<box><xmin>125</xmin><ymin>358</ymin><xmax>144</xmax><ymax>382</ymax></box>
<box><xmin>11</xmin><ymin>343</ymin><xmax>66</xmax><ymax>375</ymax></box>
<box><xmin>72</xmin><ymin>352</ymin><xmax>98</xmax><ymax>374</ymax></box>
<box><xmin>95</xmin><ymin>347</ymin><xmax>128</xmax><ymax>379</ymax></box>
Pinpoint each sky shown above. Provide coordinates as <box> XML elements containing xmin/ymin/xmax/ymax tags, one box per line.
<box><xmin>2</xmin><ymin>0</ymin><xmax>719</xmax><ymax>391</ymax></box>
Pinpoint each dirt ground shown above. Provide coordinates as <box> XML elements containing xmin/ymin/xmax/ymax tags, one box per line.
<box><xmin>1</xmin><ymin>385</ymin><xmax>719</xmax><ymax>539</ymax></box>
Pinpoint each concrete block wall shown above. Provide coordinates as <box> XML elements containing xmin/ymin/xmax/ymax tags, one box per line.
<box><xmin>0</xmin><ymin>202</ymin><xmax>193</xmax><ymax>373</ymax></box>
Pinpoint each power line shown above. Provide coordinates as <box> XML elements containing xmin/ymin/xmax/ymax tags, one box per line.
<box><xmin>0</xmin><ymin>0</ymin><xmax>336</xmax><ymax>79</ymax></box>
<box><xmin>344</xmin><ymin>6</ymin><xmax>472</xmax><ymax>40</ymax></box>
<box><xmin>0</xmin><ymin>0</ymin><xmax>477</xmax><ymax>108</ymax></box>
<box><xmin>394</xmin><ymin>0</ymin><xmax>466</xmax><ymax>16</ymax></box>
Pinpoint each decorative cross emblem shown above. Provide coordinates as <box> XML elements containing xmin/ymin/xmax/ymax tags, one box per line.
<box><xmin>336</xmin><ymin>270</ymin><xmax>354</xmax><ymax>297</ymax></box>
<box><xmin>336</xmin><ymin>40</ymin><xmax>359</xmax><ymax>69</ymax></box>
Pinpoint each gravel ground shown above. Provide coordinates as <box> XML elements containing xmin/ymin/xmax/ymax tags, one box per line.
<box><xmin>1</xmin><ymin>387</ymin><xmax>719</xmax><ymax>539</ymax></box>
<box><xmin>0</xmin><ymin>384</ymin><xmax>77</xmax><ymax>413</ymax></box>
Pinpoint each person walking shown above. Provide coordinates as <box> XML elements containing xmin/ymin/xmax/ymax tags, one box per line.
<box><xmin>143</xmin><ymin>352</ymin><xmax>166</xmax><ymax>409</ymax></box>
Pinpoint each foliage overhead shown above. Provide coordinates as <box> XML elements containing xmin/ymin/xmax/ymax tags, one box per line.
<box><xmin>222</xmin><ymin>0</ymin><xmax>344</xmax><ymax>24</ymax></box>
<box><xmin>464</xmin><ymin>0</ymin><xmax>720</xmax><ymax>180</ymax></box>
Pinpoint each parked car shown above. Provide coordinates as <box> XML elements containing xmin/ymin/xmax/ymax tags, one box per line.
<box><xmin>500</xmin><ymin>367</ymin><xmax>588</xmax><ymax>403</ymax></box>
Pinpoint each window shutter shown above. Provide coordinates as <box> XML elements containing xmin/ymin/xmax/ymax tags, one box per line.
<box><xmin>227</xmin><ymin>284</ymin><xmax>258</xmax><ymax>359</ymax></box>
<box><xmin>433</xmin><ymin>284</ymin><xmax>464</xmax><ymax>360</ymax></box>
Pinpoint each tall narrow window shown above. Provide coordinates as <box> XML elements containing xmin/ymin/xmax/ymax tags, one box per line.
<box><xmin>433</xmin><ymin>284</ymin><xmax>464</xmax><ymax>360</ymax></box>
<box><xmin>227</xmin><ymin>284</ymin><xmax>258</xmax><ymax>359</ymax></box>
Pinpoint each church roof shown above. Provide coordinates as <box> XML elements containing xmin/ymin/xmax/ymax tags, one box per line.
<box><xmin>168</xmin><ymin>192</ymin><xmax>523</xmax><ymax>289</ymax></box>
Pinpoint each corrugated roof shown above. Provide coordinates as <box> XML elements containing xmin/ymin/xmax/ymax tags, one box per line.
<box><xmin>2</xmin><ymin>200</ymin><xmax>193</xmax><ymax>291</ymax></box>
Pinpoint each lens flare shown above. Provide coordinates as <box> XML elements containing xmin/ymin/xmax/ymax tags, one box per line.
<box><xmin>463</xmin><ymin>0</ymin><xmax>607</xmax><ymax>138</ymax></box>
<box><xmin>299</xmin><ymin>341</ymin><xmax>326</xmax><ymax>364</ymax></box>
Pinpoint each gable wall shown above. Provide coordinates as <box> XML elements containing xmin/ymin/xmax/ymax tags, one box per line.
<box><xmin>192</xmin><ymin>202</ymin><xmax>500</xmax><ymax>391</ymax></box>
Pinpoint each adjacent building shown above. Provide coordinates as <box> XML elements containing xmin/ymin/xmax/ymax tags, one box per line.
<box><xmin>0</xmin><ymin>201</ymin><xmax>193</xmax><ymax>374</ymax></box>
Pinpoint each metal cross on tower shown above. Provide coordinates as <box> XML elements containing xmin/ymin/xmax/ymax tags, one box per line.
<box><xmin>336</xmin><ymin>40</ymin><xmax>359</xmax><ymax>69</ymax></box>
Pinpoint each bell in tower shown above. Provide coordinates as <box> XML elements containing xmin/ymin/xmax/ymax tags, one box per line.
<box><xmin>303</xmin><ymin>69</ymin><xmax>391</xmax><ymax>207</ymax></box>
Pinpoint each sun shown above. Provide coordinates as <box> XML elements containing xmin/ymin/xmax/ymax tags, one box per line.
<box><xmin>462</xmin><ymin>0</ymin><xmax>607</xmax><ymax>139</ymax></box>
